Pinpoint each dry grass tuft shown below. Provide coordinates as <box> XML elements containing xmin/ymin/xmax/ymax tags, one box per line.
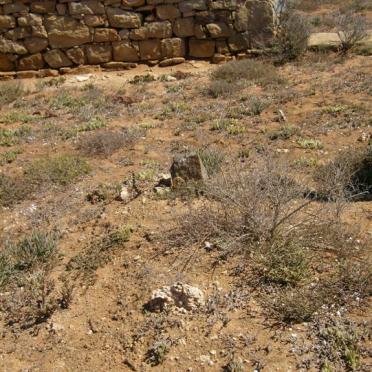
<box><xmin>0</xmin><ymin>232</ymin><xmax>63</xmax><ymax>329</ymax></box>
<box><xmin>0</xmin><ymin>81</ymin><xmax>24</xmax><ymax>105</ymax></box>
<box><xmin>78</xmin><ymin>129</ymin><xmax>141</xmax><ymax>157</ymax></box>
<box><xmin>211</xmin><ymin>59</ymin><xmax>283</xmax><ymax>87</ymax></box>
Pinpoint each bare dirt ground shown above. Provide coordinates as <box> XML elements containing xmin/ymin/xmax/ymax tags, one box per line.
<box><xmin>0</xmin><ymin>3</ymin><xmax>372</xmax><ymax>372</ymax></box>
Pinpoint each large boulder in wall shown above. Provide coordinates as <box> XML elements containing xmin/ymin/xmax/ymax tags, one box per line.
<box><xmin>44</xmin><ymin>16</ymin><xmax>92</xmax><ymax>48</ymax></box>
<box><xmin>112</xmin><ymin>41</ymin><xmax>139</xmax><ymax>62</ymax></box>
<box><xmin>17</xmin><ymin>53</ymin><xmax>45</xmax><ymax>71</ymax></box>
<box><xmin>106</xmin><ymin>7</ymin><xmax>142</xmax><ymax>28</ymax></box>
<box><xmin>44</xmin><ymin>49</ymin><xmax>73</xmax><ymax>68</ymax></box>
<box><xmin>189</xmin><ymin>39</ymin><xmax>215</xmax><ymax>58</ymax></box>
<box><xmin>0</xmin><ymin>54</ymin><xmax>15</xmax><ymax>71</ymax></box>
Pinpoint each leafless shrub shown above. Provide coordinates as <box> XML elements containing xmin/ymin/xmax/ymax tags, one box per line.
<box><xmin>167</xmin><ymin>156</ymin><xmax>326</xmax><ymax>262</ymax></box>
<box><xmin>78</xmin><ymin>129</ymin><xmax>141</xmax><ymax>157</ymax></box>
<box><xmin>333</xmin><ymin>10</ymin><xmax>368</xmax><ymax>53</ymax></box>
<box><xmin>165</xmin><ymin>155</ymin><xmax>370</xmax><ymax>322</ymax></box>
<box><xmin>271</xmin><ymin>0</ymin><xmax>311</xmax><ymax>62</ymax></box>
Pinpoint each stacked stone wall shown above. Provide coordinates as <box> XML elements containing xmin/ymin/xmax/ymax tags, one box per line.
<box><xmin>0</xmin><ymin>0</ymin><xmax>273</xmax><ymax>72</ymax></box>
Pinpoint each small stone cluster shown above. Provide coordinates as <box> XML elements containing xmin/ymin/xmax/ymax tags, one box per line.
<box><xmin>146</xmin><ymin>282</ymin><xmax>205</xmax><ymax>312</ymax></box>
<box><xmin>0</xmin><ymin>0</ymin><xmax>273</xmax><ymax>73</ymax></box>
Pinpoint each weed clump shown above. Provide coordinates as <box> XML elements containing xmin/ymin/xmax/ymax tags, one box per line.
<box><xmin>63</xmin><ymin>117</ymin><xmax>106</xmax><ymax>139</ymax></box>
<box><xmin>211</xmin><ymin>59</ymin><xmax>282</xmax><ymax>87</ymax></box>
<box><xmin>269</xmin><ymin>125</ymin><xmax>297</xmax><ymax>140</ymax></box>
<box><xmin>25</xmin><ymin>155</ymin><xmax>90</xmax><ymax>186</ymax></box>
<box><xmin>146</xmin><ymin>338</ymin><xmax>171</xmax><ymax>366</ymax></box>
<box><xmin>297</xmin><ymin>138</ymin><xmax>324</xmax><ymax>150</ymax></box>
<box><xmin>197</xmin><ymin>147</ymin><xmax>225</xmax><ymax>176</ymax></box>
<box><xmin>0</xmin><ymin>155</ymin><xmax>89</xmax><ymax>206</ymax></box>
<box><xmin>0</xmin><ymin>126</ymin><xmax>31</xmax><ymax>147</ymax></box>
<box><xmin>78</xmin><ymin>129</ymin><xmax>140</xmax><ymax>157</ymax></box>
<box><xmin>315</xmin><ymin>147</ymin><xmax>372</xmax><ymax>200</ymax></box>
<box><xmin>0</xmin><ymin>81</ymin><xmax>24</xmax><ymax>105</ymax></box>
<box><xmin>129</xmin><ymin>74</ymin><xmax>156</xmax><ymax>85</ymax></box>
<box><xmin>0</xmin><ymin>173</ymin><xmax>31</xmax><ymax>207</ymax></box>
<box><xmin>317</xmin><ymin>319</ymin><xmax>368</xmax><ymax>371</ymax></box>
<box><xmin>0</xmin><ymin>232</ymin><xmax>58</xmax><ymax>286</ymax></box>
<box><xmin>256</xmin><ymin>240</ymin><xmax>309</xmax><ymax>286</ymax></box>
<box><xmin>0</xmin><ymin>232</ymin><xmax>61</xmax><ymax>329</ymax></box>
<box><xmin>265</xmin><ymin>287</ymin><xmax>323</xmax><ymax>323</ymax></box>
<box><xmin>0</xmin><ymin>269</ymin><xmax>58</xmax><ymax>328</ymax></box>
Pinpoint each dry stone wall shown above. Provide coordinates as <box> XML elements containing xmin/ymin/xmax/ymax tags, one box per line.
<box><xmin>0</xmin><ymin>0</ymin><xmax>273</xmax><ymax>72</ymax></box>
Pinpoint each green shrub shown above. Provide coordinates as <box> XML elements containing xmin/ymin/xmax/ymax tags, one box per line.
<box><xmin>9</xmin><ymin>232</ymin><xmax>58</xmax><ymax>272</ymax></box>
<box><xmin>63</xmin><ymin>117</ymin><xmax>106</xmax><ymax>139</ymax></box>
<box><xmin>0</xmin><ymin>269</ymin><xmax>58</xmax><ymax>329</ymax></box>
<box><xmin>86</xmin><ymin>183</ymin><xmax>121</xmax><ymax>204</ymax></box>
<box><xmin>297</xmin><ymin>138</ymin><xmax>324</xmax><ymax>149</ymax></box>
<box><xmin>0</xmin><ymin>111</ymin><xmax>41</xmax><ymax>125</ymax></box>
<box><xmin>269</xmin><ymin>125</ymin><xmax>296</xmax><ymax>140</ymax></box>
<box><xmin>244</xmin><ymin>96</ymin><xmax>270</xmax><ymax>115</ymax></box>
<box><xmin>0</xmin><ymin>148</ymin><xmax>22</xmax><ymax>165</ymax></box>
<box><xmin>0</xmin><ymin>126</ymin><xmax>31</xmax><ymax>146</ymax></box>
<box><xmin>146</xmin><ymin>339</ymin><xmax>171</xmax><ymax>366</ymax></box>
<box><xmin>129</xmin><ymin>74</ymin><xmax>156</xmax><ymax>84</ymax></box>
<box><xmin>318</xmin><ymin>320</ymin><xmax>366</xmax><ymax>371</ymax></box>
<box><xmin>257</xmin><ymin>239</ymin><xmax>309</xmax><ymax>286</ymax></box>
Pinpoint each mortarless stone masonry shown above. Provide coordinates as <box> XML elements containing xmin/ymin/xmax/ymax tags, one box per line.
<box><xmin>0</xmin><ymin>0</ymin><xmax>273</xmax><ymax>72</ymax></box>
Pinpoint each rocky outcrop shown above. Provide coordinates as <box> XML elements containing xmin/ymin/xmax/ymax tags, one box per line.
<box><xmin>0</xmin><ymin>0</ymin><xmax>274</xmax><ymax>72</ymax></box>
